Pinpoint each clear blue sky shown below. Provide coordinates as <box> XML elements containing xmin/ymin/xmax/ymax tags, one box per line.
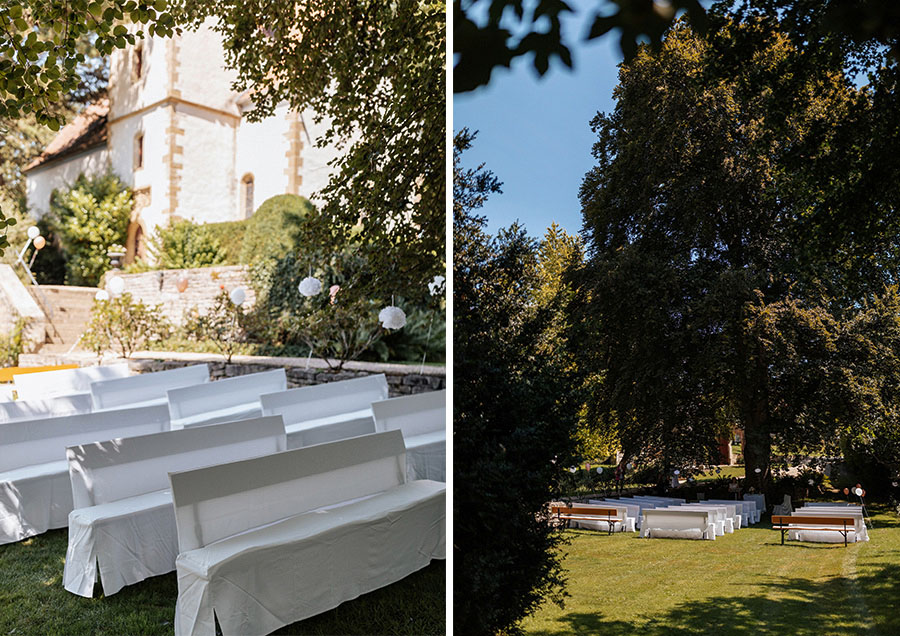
<box><xmin>454</xmin><ymin>32</ymin><xmax>624</xmax><ymax>238</ymax></box>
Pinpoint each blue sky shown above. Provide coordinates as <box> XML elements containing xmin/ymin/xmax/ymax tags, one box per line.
<box><xmin>454</xmin><ymin>30</ymin><xmax>625</xmax><ymax>239</ymax></box>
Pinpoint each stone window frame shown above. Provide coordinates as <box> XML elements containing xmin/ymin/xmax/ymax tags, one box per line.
<box><xmin>240</xmin><ymin>173</ymin><xmax>255</xmax><ymax>218</ymax></box>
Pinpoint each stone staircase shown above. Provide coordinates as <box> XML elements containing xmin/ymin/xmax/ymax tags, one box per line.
<box><xmin>27</xmin><ymin>285</ymin><xmax>98</xmax><ymax>353</ymax></box>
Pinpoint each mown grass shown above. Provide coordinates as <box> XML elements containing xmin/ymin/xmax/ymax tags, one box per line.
<box><xmin>0</xmin><ymin>528</ymin><xmax>445</xmax><ymax>636</ymax></box>
<box><xmin>523</xmin><ymin>504</ymin><xmax>900</xmax><ymax>635</ymax></box>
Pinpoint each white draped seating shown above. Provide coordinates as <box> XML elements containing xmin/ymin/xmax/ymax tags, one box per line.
<box><xmin>709</xmin><ymin>498</ymin><xmax>758</xmax><ymax>524</ymax></box>
<box><xmin>0</xmin><ymin>394</ymin><xmax>93</xmax><ymax>423</ymax></box>
<box><xmin>590</xmin><ymin>499</ymin><xmax>643</xmax><ymax>529</ymax></box>
<box><xmin>568</xmin><ymin>502</ymin><xmax>636</xmax><ymax>532</ymax></box>
<box><xmin>90</xmin><ymin>364</ymin><xmax>210</xmax><ymax>411</ymax></box>
<box><xmin>13</xmin><ymin>363</ymin><xmax>130</xmax><ymax>401</ymax></box>
<box><xmin>789</xmin><ymin>506</ymin><xmax>869</xmax><ymax>543</ymax></box>
<box><xmin>169</xmin><ymin>429</ymin><xmax>446</xmax><ymax>636</ymax></box>
<box><xmin>744</xmin><ymin>493</ymin><xmax>766</xmax><ymax>516</ymax></box>
<box><xmin>167</xmin><ymin>368</ymin><xmax>287</xmax><ymax>429</ymax></box>
<box><xmin>0</xmin><ymin>405</ymin><xmax>170</xmax><ymax>545</ymax></box>
<box><xmin>678</xmin><ymin>503</ymin><xmax>738</xmax><ymax>533</ymax></box>
<box><xmin>260</xmin><ymin>374</ymin><xmax>387</xmax><ymax>449</ymax></box>
<box><xmin>372</xmin><ymin>390</ymin><xmax>446</xmax><ymax>482</ymax></box>
<box><xmin>641</xmin><ymin>508</ymin><xmax>717</xmax><ymax>540</ymax></box>
<box><xmin>63</xmin><ymin>416</ymin><xmax>287</xmax><ymax>597</ymax></box>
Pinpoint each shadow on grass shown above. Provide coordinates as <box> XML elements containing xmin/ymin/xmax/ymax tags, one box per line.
<box><xmin>528</xmin><ymin>561</ymin><xmax>900</xmax><ymax>635</ymax></box>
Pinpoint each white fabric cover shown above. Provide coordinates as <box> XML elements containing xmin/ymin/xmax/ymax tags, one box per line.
<box><xmin>168</xmin><ymin>369</ymin><xmax>286</xmax><ymax>428</ymax></box>
<box><xmin>641</xmin><ymin>509</ymin><xmax>715</xmax><ymax>540</ymax></box>
<box><xmin>648</xmin><ymin>527</ymin><xmax>704</xmax><ymax>540</ymax></box>
<box><xmin>169</xmin><ymin>430</ymin><xmax>445</xmax><ymax>636</ymax></box>
<box><xmin>791</xmin><ymin>507</ymin><xmax>868</xmax><ymax>542</ymax></box>
<box><xmin>91</xmin><ymin>364</ymin><xmax>210</xmax><ymax>411</ymax></box>
<box><xmin>681</xmin><ymin>503</ymin><xmax>739</xmax><ymax>532</ymax></box>
<box><xmin>593</xmin><ymin>499</ymin><xmax>643</xmax><ymax>529</ymax></box>
<box><xmin>0</xmin><ymin>405</ymin><xmax>170</xmax><ymax>544</ymax></box>
<box><xmin>573</xmin><ymin>503</ymin><xmax>636</xmax><ymax>532</ymax></box>
<box><xmin>260</xmin><ymin>374</ymin><xmax>387</xmax><ymax>449</ymax></box>
<box><xmin>0</xmin><ymin>394</ymin><xmax>93</xmax><ymax>423</ymax></box>
<box><xmin>372</xmin><ymin>390</ymin><xmax>446</xmax><ymax>482</ymax></box>
<box><xmin>13</xmin><ymin>363</ymin><xmax>130</xmax><ymax>401</ymax></box>
<box><xmin>709</xmin><ymin>499</ymin><xmax>757</xmax><ymax>524</ymax></box>
<box><xmin>63</xmin><ymin>416</ymin><xmax>286</xmax><ymax>597</ymax></box>
<box><xmin>744</xmin><ymin>493</ymin><xmax>766</xmax><ymax>515</ymax></box>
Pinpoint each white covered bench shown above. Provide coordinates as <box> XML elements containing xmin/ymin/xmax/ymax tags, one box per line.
<box><xmin>0</xmin><ymin>405</ymin><xmax>170</xmax><ymax>545</ymax></box>
<box><xmin>641</xmin><ymin>508</ymin><xmax>716</xmax><ymax>540</ymax></box>
<box><xmin>372</xmin><ymin>389</ymin><xmax>446</xmax><ymax>482</ymax></box>
<box><xmin>709</xmin><ymin>498</ymin><xmax>758</xmax><ymax>524</ymax></box>
<box><xmin>0</xmin><ymin>394</ymin><xmax>93</xmax><ymax>423</ymax></box>
<box><xmin>260</xmin><ymin>374</ymin><xmax>387</xmax><ymax>449</ymax></box>
<box><xmin>168</xmin><ymin>368</ymin><xmax>286</xmax><ymax>429</ymax></box>
<box><xmin>91</xmin><ymin>364</ymin><xmax>210</xmax><ymax>411</ymax></box>
<box><xmin>679</xmin><ymin>503</ymin><xmax>738</xmax><ymax>533</ymax></box>
<box><xmin>590</xmin><ymin>499</ymin><xmax>642</xmax><ymax>529</ymax></box>
<box><xmin>13</xmin><ymin>363</ymin><xmax>130</xmax><ymax>401</ymax></box>
<box><xmin>169</xmin><ymin>429</ymin><xmax>445</xmax><ymax>636</ymax></box>
<box><xmin>791</xmin><ymin>507</ymin><xmax>869</xmax><ymax>543</ymax></box>
<box><xmin>63</xmin><ymin>415</ymin><xmax>286</xmax><ymax>597</ymax></box>
<box><xmin>563</xmin><ymin>503</ymin><xmax>636</xmax><ymax>532</ymax></box>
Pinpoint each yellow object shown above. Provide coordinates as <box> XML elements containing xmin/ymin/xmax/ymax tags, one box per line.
<box><xmin>0</xmin><ymin>364</ymin><xmax>79</xmax><ymax>383</ymax></box>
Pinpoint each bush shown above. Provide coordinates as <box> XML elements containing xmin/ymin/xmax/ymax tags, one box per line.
<box><xmin>0</xmin><ymin>317</ymin><xmax>28</xmax><ymax>366</ymax></box>
<box><xmin>148</xmin><ymin>219</ymin><xmax>226</xmax><ymax>269</ymax></box>
<box><xmin>81</xmin><ymin>293</ymin><xmax>171</xmax><ymax>359</ymax></box>
<box><xmin>183</xmin><ymin>288</ymin><xmax>246</xmax><ymax>362</ymax></box>
<box><xmin>204</xmin><ymin>220</ymin><xmax>247</xmax><ymax>264</ymax></box>
<box><xmin>48</xmin><ymin>172</ymin><xmax>132</xmax><ymax>286</ymax></box>
<box><xmin>239</xmin><ymin>194</ymin><xmax>313</xmax><ymax>266</ymax></box>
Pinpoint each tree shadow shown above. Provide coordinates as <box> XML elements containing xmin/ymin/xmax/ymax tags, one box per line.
<box><xmin>528</xmin><ymin>561</ymin><xmax>900</xmax><ymax>635</ymax></box>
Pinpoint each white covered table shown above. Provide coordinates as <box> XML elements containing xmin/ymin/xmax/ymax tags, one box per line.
<box><xmin>372</xmin><ymin>389</ymin><xmax>445</xmax><ymax>482</ymax></box>
<box><xmin>63</xmin><ymin>415</ymin><xmax>286</xmax><ymax>597</ymax></box>
<box><xmin>0</xmin><ymin>405</ymin><xmax>170</xmax><ymax>544</ymax></box>
<box><xmin>260</xmin><ymin>374</ymin><xmax>387</xmax><ymax>449</ymax></box>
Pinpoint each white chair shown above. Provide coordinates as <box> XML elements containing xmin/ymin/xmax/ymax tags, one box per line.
<box><xmin>0</xmin><ymin>405</ymin><xmax>170</xmax><ymax>545</ymax></box>
<box><xmin>260</xmin><ymin>374</ymin><xmax>387</xmax><ymax>449</ymax></box>
<box><xmin>372</xmin><ymin>389</ymin><xmax>446</xmax><ymax>482</ymax></box>
<box><xmin>13</xmin><ymin>363</ymin><xmax>130</xmax><ymax>400</ymax></box>
<box><xmin>772</xmin><ymin>494</ymin><xmax>792</xmax><ymax>516</ymax></box>
<box><xmin>169</xmin><ymin>430</ymin><xmax>445</xmax><ymax>636</ymax></box>
<box><xmin>0</xmin><ymin>394</ymin><xmax>93</xmax><ymax>423</ymax></box>
<box><xmin>167</xmin><ymin>368</ymin><xmax>286</xmax><ymax>428</ymax></box>
<box><xmin>63</xmin><ymin>416</ymin><xmax>286</xmax><ymax>597</ymax></box>
<box><xmin>90</xmin><ymin>364</ymin><xmax>210</xmax><ymax>411</ymax></box>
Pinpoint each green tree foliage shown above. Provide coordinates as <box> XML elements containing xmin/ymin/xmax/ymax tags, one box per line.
<box><xmin>0</xmin><ymin>317</ymin><xmax>29</xmax><ymax>366</ymax></box>
<box><xmin>48</xmin><ymin>172</ymin><xmax>131</xmax><ymax>286</ymax></box>
<box><xmin>454</xmin><ymin>129</ymin><xmax>580</xmax><ymax>634</ymax></box>
<box><xmin>183</xmin><ymin>288</ymin><xmax>245</xmax><ymax>363</ymax></box>
<box><xmin>238</xmin><ymin>194</ymin><xmax>312</xmax><ymax>266</ymax></box>
<box><xmin>572</xmin><ymin>19</ymin><xmax>900</xmax><ymax>490</ymax></box>
<box><xmin>174</xmin><ymin>0</ymin><xmax>445</xmax><ymax>303</ymax></box>
<box><xmin>82</xmin><ymin>292</ymin><xmax>171</xmax><ymax>358</ymax></box>
<box><xmin>148</xmin><ymin>218</ymin><xmax>226</xmax><ymax>269</ymax></box>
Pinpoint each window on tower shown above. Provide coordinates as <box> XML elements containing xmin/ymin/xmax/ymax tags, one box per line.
<box><xmin>241</xmin><ymin>174</ymin><xmax>255</xmax><ymax>218</ymax></box>
<box><xmin>135</xmin><ymin>42</ymin><xmax>143</xmax><ymax>79</ymax></box>
<box><xmin>134</xmin><ymin>133</ymin><xmax>144</xmax><ymax>170</ymax></box>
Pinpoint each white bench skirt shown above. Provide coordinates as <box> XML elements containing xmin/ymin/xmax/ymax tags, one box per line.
<box><xmin>405</xmin><ymin>430</ymin><xmax>446</xmax><ymax>482</ymax></box>
<box><xmin>64</xmin><ymin>489</ymin><xmax>176</xmax><ymax>597</ymax></box>
<box><xmin>0</xmin><ymin>460</ymin><xmax>71</xmax><ymax>544</ymax></box>
<box><xmin>174</xmin><ymin>480</ymin><xmax>445</xmax><ymax>636</ymax></box>
<box><xmin>575</xmin><ymin>518</ymin><xmax>636</xmax><ymax>533</ymax></box>
<box><xmin>285</xmin><ymin>409</ymin><xmax>374</xmax><ymax>449</ymax></box>
<box><xmin>645</xmin><ymin>527</ymin><xmax>706</xmax><ymax>540</ymax></box>
<box><xmin>790</xmin><ymin>529</ymin><xmax>868</xmax><ymax>543</ymax></box>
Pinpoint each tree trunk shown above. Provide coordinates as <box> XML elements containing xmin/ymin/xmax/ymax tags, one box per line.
<box><xmin>743</xmin><ymin>401</ymin><xmax>771</xmax><ymax>493</ymax></box>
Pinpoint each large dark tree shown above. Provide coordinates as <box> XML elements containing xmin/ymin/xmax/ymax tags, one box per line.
<box><xmin>454</xmin><ymin>129</ymin><xmax>581</xmax><ymax>634</ymax></box>
<box><xmin>572</xmin><ymin>18</ymin><xmax>900</xmax><ymax>490</ymax></box>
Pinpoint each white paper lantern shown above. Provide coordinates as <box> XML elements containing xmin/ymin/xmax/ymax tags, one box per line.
<box><xmin>626</xmin><ymin>462</ymin><xmax>633</xmax><ymax>470</ymax></box>
<box><xmin>893</xmin><ymin>481</ymin><xmax>898</xmax><ymax>487</ymax></box>
<box><xmin>27</xmin><ymin>225</ymin><xmax>40</xmax><ymax>240</ymax></box>
<box><xmin>596</xmin><ymin>466</ymin><xmax>603</xmax><ymax>475</ymax></box>
<box><xmin>854</xmin><ymin>487</ymin><xmax>863</xmax><ymax>497</ymax></box>
<box><xmin>379</xmin><ymin>305</ymin><xmax>407</xmax><ymax>329</ymax></box>
<box><xmin>94</xmin><ymin>289</ymin><xmax>109</xmax><ymax>302</ymax></box>
<box><xmin>106</xmin><ymin>276</ymin><xmax>125</xmax><ymax>297</ymax></box>
<box><xmin>298</xmin><ymin>276</ymin><xmax>322</xmax><ymax>297</ymax></box>
<box><xmin>754</xmin><ymin>467</ymin><xmax>762</xmax><ymax>474</ymax></box>
<box><xmin>673</xmin><ymin>469</ymin><xmax>680</xmax><ymax>476</ymax></box>
<box><xmin>568</xmin><ymin>466</ymin><xmax>577</xmax><ymax>474</ymax></box>
<box><xmin>808</xmin><ymin>479</ymin><xmax>814</xmax><ymax>486</ymax></box>
<box><xmin>428</xmin><ymin>274</ymin><xmax>445</xmax><ymax>296</ymax></box>
<box><xmin>229</xmin><ymin>287</ymin><xmax>246</xmax><ymax>306</ymax></box>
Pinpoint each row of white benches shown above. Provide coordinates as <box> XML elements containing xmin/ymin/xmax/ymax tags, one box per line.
<box><xmin>0</xmin><ymin>365</ymin><xmax>447</xmax><ymax>635</ymax></box>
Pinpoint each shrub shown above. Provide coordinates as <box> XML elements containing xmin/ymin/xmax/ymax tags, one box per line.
<box><xmin>148</xmin><ymin>218</ymin><xmax>226</xmax><ymax>269</ymax></box>
<box><xmin>239</xmin><ymin>194</ymin><xmax>312</xmax><ymax>266</ymax></box>
<box><xmin>203</xmin><ymin>219</ymin><xmax>247</xmax><ymax>264</ymax></box>
<box><xmin>364</xmin><ymin>302</ymin><xmax>445</xmax><ymax>364</ymax></box>
<box><xmin>183</xmin><ymin>288</ymin><xmax>246</xmax><ymax>362</ymax></box>
<box><xmin>81</xmin><ymin>293</ymin><xmax>171</xmax><ymax>359</ymax></box>
<box><xmin>0</xmin><ymin>317</ymin><xmax>28</xmax><ymax>366</ymax></box>
<box><xmin>48</xmin><ymin>172</ymin><xmax>132</xmax><ymax>286</ymax></box>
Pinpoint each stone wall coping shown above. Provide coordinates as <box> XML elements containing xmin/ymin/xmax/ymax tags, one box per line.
<box><xmin>19</xmin><ymin>349</ymin><xmax>446</xmax><ymax>377</ymax></box>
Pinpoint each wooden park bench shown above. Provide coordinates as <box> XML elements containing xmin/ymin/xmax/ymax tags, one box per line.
<box><xmin>550</xmin><ymin>504</ymin><xmax>627</xmax><ymax>535</ymax></box>
<box><xmin>771</xmin><ymin>515</ymin><xmax>856</xmax><ymax>547</ymax></box>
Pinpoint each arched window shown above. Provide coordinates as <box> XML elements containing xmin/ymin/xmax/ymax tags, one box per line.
<box><xmin>134</xmin><ymin>133</ymin><xmax>144</xmax><ymax>170</ymax></box>
<box><xmin>134</xmin><ymin>42</ymin><xmax>144</xmax><ymax>79</ymax></box>
<box><xmin>241</xmin><ymin>174</ymin><xmax>255</xmax><ymax>218</ymax></box>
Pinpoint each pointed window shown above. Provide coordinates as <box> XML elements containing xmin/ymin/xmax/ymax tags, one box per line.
<box><xmin>134</xmin><ymin>133</ymin><xmax>144</xmax><ymax>170</ymax></box>
<box><xmin>241</xmin><ymin>174</ymin><xmax>255</xmax><ymax>218</ymax></box>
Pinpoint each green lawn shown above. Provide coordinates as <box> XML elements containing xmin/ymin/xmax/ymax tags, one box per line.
<box><xmin>523</xmin><ymin>505</ymin><xmax>900</xmax><ymax>635</ymax></box>
<box><xmin>0</xmin><ymin>528</ymin><xmax>445</xmax><ymax>636</ymax></box>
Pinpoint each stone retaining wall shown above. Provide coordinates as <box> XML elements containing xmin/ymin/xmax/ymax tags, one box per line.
<box><xmin>18</xmin><ymin>350</ymin><xmax>445</xmax><ymax>397</ymax></box>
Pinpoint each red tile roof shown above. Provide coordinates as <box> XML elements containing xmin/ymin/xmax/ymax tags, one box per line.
<box><xmin>24</xmin><ymin>99</ymin><xmax>110</xmax><ymax>172</ymax></box>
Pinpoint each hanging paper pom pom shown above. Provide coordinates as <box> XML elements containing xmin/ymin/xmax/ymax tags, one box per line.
<box><xmin>27</xmin><ymin>226</ymin><xmax>40</xmax><ymax>240</ymax></box>
<box><xmin>568</xmin><ymin>466</ymin><xmax>577</xmax><ymax>474</ymax></box>
<box><xmin>673</xmin><ymin>469</ymin><xmax>680</xmax><ymax>476</ymax></box>
<box><xmin>428</xmin><ymin>275</ymin><xmax>445</xmax><ymax>296</ymax></box>
<box><xmin>854</xmin><ymin>487</ymin><xmax>863</xmax><ymax>497</ymax></box>
<box><xmin>754</xmin><ymin>467</ymin><xmax>762</xmax><ymax>474</ymax></box>
<box><xmin>106</xmin><ymin>276</ymin><xmax>125</xmax><ymax>297</ymax></box>
<box><xmin>229</xmin><ymin>287</ymin><xmax>246</xmax><ymax>306</ymax></box>
<box><xmin>626</xmin><ymin>462</ymin><xmax>633</xmax><ymax>470</ymax></box>
<box><xmin>95</xmin><ymin>289</ymin><xmax>109</xmax><ymax>302</ymax></box>
<box><xmin>596</xmin><ymin>466</ymin><xmax>603</xmax><ymax>475</ymax></box>
<box><xmin>379</xmin><ymin>305</ymin><xmax>407</xmax><ymax>329</ymax></box>
<box><xmin>176</xmin><ymin>275</ymin><xmax>189</xmax><ymax>293</ymax></box>
<box><xmin>298</xmin><ymin>276</ymin><xmax>322</xmax><ymax>297</ymax></box>
<box><xmin>329</xmin><ymin>284</ymin><xmax>340</xmax><ymax>304</ymax></box>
